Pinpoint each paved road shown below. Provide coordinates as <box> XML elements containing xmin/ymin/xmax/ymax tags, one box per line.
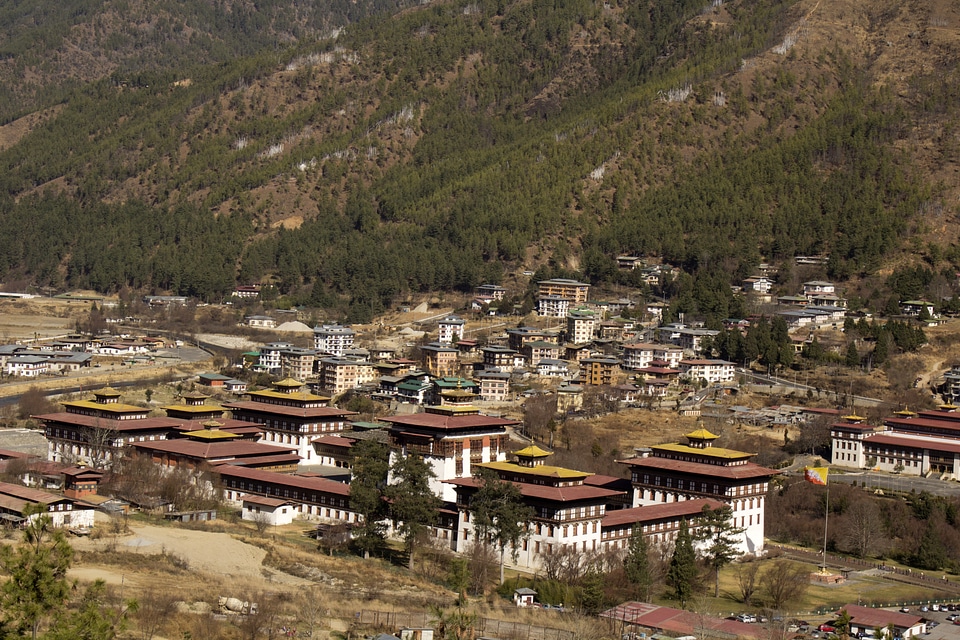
<box><xmin>828</xmin><ymin>470</ymin><xmax>960</xmax><ymax>498</ymax></box>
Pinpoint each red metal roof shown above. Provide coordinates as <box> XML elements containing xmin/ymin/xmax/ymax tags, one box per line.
<box><xmin>599</xmin><ymin>602</ymin><xmax>762</xmax><ymax>639</ymax></box>
<box><xmin>217</xmin><ymin>466</ymin><xmax>351</xmax><ymax>497</ymax></box>
<box><xmin>222</xmin><ymin>401</ymin><xmax>357</xmax><ymax>419</ymax></box>
<box><xmin>866</xmin><ymin>433</ymin><xmax>960</xmax><ymax>454</ymax></box>
<box><xmin>601</xmin><ymin>499</ymin><xmax>725</xmax><ymax>528</ymax></box>
<box><xmin>840</xmin><ymin>604</ymin><xmax>923</xmax><ymax>630</ymax></box>
<box><xmin>447</xmin><ymin>477</ymin><xmax>624</xmax><ymax>503</ymax></box>
<box><xmin>383</xmin><ymin>413</ymin><xmax>519</xmax><ymax>431</ymax></box>
<box><xmin>620</xmin><ymin>456</ymin><xmax>779</xmax><ymax>480</ymax></box>
<box><xmin>34</xmin><ymin>412</ymin><xmax>182</xmax><ymax>432</ymax></box>
<box><xmin>311</xmin><ymin>435</ymin><xmax>355</xmax><ymax>448</ymax></box>
<box><xmin>131</xmin><ymin>439</ymin><xmax>298</xmax><ymax>460</ymax></box>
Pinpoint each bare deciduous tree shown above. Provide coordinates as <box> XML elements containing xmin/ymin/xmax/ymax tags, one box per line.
<box><xmin>135</xmin><ymin>587</ymin><xmax>177</xmax><ymax>640</ymax></box>
<box><xmin>760</xmin><ymin>560</ymin><xmax>810</xmax><ymax>610</ymax></box>
<box><xmin>736</xmin><ymin>559</ymin><xmax>761</xmax><ymax>606</ymax></box>
<box><xmin>840</xmin><ymin>499</ymin><xmax>885</xmax><ymax>558</ymax></box>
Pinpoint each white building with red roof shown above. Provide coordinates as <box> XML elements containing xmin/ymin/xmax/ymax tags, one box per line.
<box><xmin>619</xmin><ymin>429</ymin><xmax>778</xmax><ymax>555</ymax></box>
<box><xmin>383</xmin><ymin>405</ymin><xmax>518</xmax><ymax>502</ymax></box>
<box><xmin>831</xmin><ymin>406</ymin><xmax>960</xmax><ymax>477</ymax></box>
<box><xmin>838</xmin><ymin>605</ymin><xmax>925</xmax><ymax>639</ymax></box>
<box><xmin>222</xmin><ymin>379</ymin><xmax>357</xmax><ymax>464</ymax></box>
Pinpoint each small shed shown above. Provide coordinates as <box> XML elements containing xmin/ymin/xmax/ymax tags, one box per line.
<box><xmin>241</xmin><ymin>495</ymin><xmax>297</xmax><ymax>527</ymax></box>
<box><xmin>513</xmin><ymin>587</ymin><xmax>537</xmax><ymax>607</ymax></box>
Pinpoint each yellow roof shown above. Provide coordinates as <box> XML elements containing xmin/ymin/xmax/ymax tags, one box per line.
<box><xmin>514</xmin><ymin>445</ymin><xmax>552</xmax><ymax>458</ymax></box>
<box><xmin>61</xmin><ymin>400</ymin><xmax>147</xmax><ymax>414</ymax></box>
<box><xmin>843</xmin><ymin>414</ymin><xmax>867</xmax><ymax>422</ymax></box>
<box><xmin>94</xmin><ymin>387</ymin><xmax>122</xmax><ymax>397</ymax></box>
<box><xmin>180</xmin><ymin>391</ymin><xmax>211</xmax><ymax>400</ymax></box>
<box><xmin>187</xmin><ymin>429</ymin><xmax>239</xmax><ymax>441</ymax></box>
<box><xmin>684</xmin><ymin>428</ymin><xmax>719</xmax><ymax>440</ymax></box>
<box><xmin>273</xmin><ymin>378</ymin><xmax>304</xmax><ymax>389</ymax></box>
<box><xmin>653</xmin><ymin>443</ymin><xmax>754</xmax><ymax>460</ymax></box>
<box><xmin>479</xmin><ymin>461</ymin><xmax>590</xmax><ymax>479</ymax></box>
<box><xmin>247</xmin><ymin>389</ymin><xmax>330</xmax><ymax>402</ymax></box>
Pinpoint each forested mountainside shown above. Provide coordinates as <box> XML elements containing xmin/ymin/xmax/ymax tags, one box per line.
<box><xmin>0</xmin><ymin>0</ymin><xmax>410</xmax><ymax>122</ymax></box>
<box><xmin>0</xmin><ymin>0</ymin><xmax>957</xmax><ymax>321</ymax></box>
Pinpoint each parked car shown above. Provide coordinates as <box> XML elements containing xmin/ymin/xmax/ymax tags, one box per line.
<box><xmin>737</xmin><ymin>614</ymin><xmax>757</xmax><ymax>624</ymax></box>
<box><xmin>819</xmin><ymin>624</ymin><xmax>837</xmax><ymax>633</ymax></box>
<box><xmin>920</xmin><ymin>606</ymin><xmax>929</xmax><ymax>612</ymax></box>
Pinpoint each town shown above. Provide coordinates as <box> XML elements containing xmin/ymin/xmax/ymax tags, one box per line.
<box><xmin>0</xmin><ymin>269</ymin><xmax>958</xmax><ymax>640</ymax></box>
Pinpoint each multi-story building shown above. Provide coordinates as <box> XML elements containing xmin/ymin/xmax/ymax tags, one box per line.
<box><xmin>437</xmin><ymin>316</ymin><xmax>466</xmax><ymax>344</ymax></box>
<box><xmin>474</xmin><ymin>284</ymin><xmax>507</xmax><ymax>301</ymax></box>
<box><xmin>257</xmin><ymin>342</ymin><xmax>293</xmax><ymax>375</ymax></box>
<box><xmin>567</xmin><ymin>310</ymin><xmax>597</xmax><ymax>344</ymax></box>
<box><xmin>448</xmin><ymin>446</ymin><xmax>624</xmax><ymax>569</ymax></box>
<box><xmin>622</xmin><ymin>343</ymin><xmax>658</xmax><ymax>370</ymax></box>
<box><xmin>802</xmin><ymin>281</ymin><xmax>835</xmax><ymax>296</ymax></box>
<box><xmin>537</xmin><ymin>279</ymin><xmax>590</xmax><ymax>304</ymax></box>
<box><xmin>280</xmin><ymin>347</ymin><xmax>317</xmax><ymax>381</ymax></box>
<box><xmin>536</xmin><ymin>295</ymin><xmax>570</xmax><ymax>318</ymax></box>
<box><xmin>36</xmin><ymin>388</ymin><xmax>181</xmax><ymax>467</ymax></box>
<box><xmin>383</xmin><ymin>405</ymin><xmax>517</xmax><ymax>502</ymax></box>
<box><xmin>222</xmin><ymin>379</ymin><xmax>356</xmax><ymax>463</ymax></box>
<box><xmin>620</xmin><ymin>429</ymin><xmax>779</xmax><ymax>555</ymax></box>
<box><xmin>476</xmin><ymin>370</ymin><xmax>510</xmax><ymax>402</ymax></box>
<box><xmin>219</xmin><ymin>466</ymin><xmax>356</xmax><ymax>524</ymax></box>
<box><xmin>678</xmin><ymin>359</ymin><xmax>736</xmax><ymax>384</ymax></box>
<box><xmin>419</xmin><ymin>343</ymin><xmax>460</xmax><ymax>377</ymax></box>
<box><xmin>506</xmin><ymin>327</ymin><xmax>560</xmax><ymax>351</ymax></box>
<box><xmin>522</xmin><ymin>341</ymin><xmax>562</xmax><ymax>367</ymax></box>
<box><xmin>319</xmin><ymin>356</ymin><xmax>373</xmax><ymax>396</ymax></box>
<box><xmin>313</xmin><ymin>324</ymin><xmax>355</xmax><ymax>356</ymax></box>
<box><xmin>580</xmin><ymin>357</ymin><xmax>620</xmax><ymax>386</ymax></box>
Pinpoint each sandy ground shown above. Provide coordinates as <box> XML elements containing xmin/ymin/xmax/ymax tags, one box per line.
<box><xmin>70</xmin><ymin>523</ymin><xmax>312</xmax><ymax>588</ymax></box>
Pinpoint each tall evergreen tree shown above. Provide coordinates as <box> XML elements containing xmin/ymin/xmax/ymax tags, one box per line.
<box><xmin>0</xmin><ymin>504</ymin><xmax>74</xmax><ymax>639</ymax></box>
<box><xmin>470</xmin><ymin>468</ymin><xmax>533</xmax><ymax>584</ymax></box>
<box><xmin>694</xmin><ymin>505</ymin><xmax>745</xmax><ymax>597</ymax></box>
<box><xmin>667</xmin><ymin>519</ymin><xmax>699</xmax><ymax>608</ymax></box>
<box><xmin>349</xmin><ymin>439</ymin><xmax>390</xmax><ymax>558</ymax></box>
<box><xmin>624</xmin><ymin>523</ymin><xmax>652</xmax><ymax>601</ymax></box>
<box><xmin>386</xmin><ymin>454</ymin><xmax>441</xmax><ymax>570</ymax></box>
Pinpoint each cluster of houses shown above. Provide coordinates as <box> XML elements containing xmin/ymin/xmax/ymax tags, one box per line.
<box><xmin>242</xmin><ymin>296</ymin><xmax>740</xmax><ymax>413</ymax></box>
<box><xmin>19</xmin><ymin>377</ymin><xmax>779</xmax><ymax>571</ymax></box>
<box><xmin>0</xmin><ymin>335</ymin><xmax>175</xmax><ymax>378</ymax></box>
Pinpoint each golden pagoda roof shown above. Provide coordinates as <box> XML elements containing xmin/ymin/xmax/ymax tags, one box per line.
<box><xmin>273</xmin><ymin>378</ymin><xmax>304</xmax><ymax>388</ymax></box>
<box><xmin>653</xmin><ymin>443</ymin><xmax>753</xmax><ymax>460</ymax></box>
<box><xmin>684</xmin><ymin>428</ymin><xmax>719</xmax><ymax>441</ymax></box>
<box><xmin>479</xmin><ymin>461</ymin><xmax>590</xmax><ymax>479</ymax></box>
<box><xmin>514</xmin><ymin>445</ymin><xmax>553</xmax><ymax>458</ymax></box>
<box><xmin>94</xmin><ymin>387</ymin><xmax>122</xmax><ymax>397</ymax></box>
<box><xmin>842</xmin><ymin>414</ymin><xmax>867</xmax><ymax>422</ymax></box>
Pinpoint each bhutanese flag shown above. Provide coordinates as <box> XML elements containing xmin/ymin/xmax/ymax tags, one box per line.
<box><xmin>804</xmin><ymin>466</ymin><xmax>828</xmax><ymax>485</ymax></box>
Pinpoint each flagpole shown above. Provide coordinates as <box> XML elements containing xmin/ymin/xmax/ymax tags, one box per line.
<box><xmin>822</xmin><ymin>478</ymin><xmax>829</xmax><ymax>574</ymax></box>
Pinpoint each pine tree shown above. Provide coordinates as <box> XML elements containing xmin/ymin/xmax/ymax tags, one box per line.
<box><xmin>386</xmin><ymin>453</ymin><xmax>441</xmax><ymax>570</ymax></box>
<box><xmin>349</xmin><ymin>439</ymin><xmax>390</xmax><ymax>558</ymax></box>
<box><xmin>0</xmin><ymin>505</ymin><xmax>74</xmax><ymax>639</ymax></box>
<box><xmin>845</xmin><ymin>342</ymin><xmax>860</xmax><ymax>368</ymax></box>
<box><xmin>624</xmin><ymin>524</ymin><xmax>652</xmax><ymax>601</ymax></box>
<box><xmin>694</xmin><ymin>505</ymin><xmax>745</xmax><ymax>597</ymax></box>
<box><xmin>667</xmin><ymin>519</ymin><xmax>699</xmax><ymax>608</ymax></box>
<box><xmin>470</xmin><ymin>468</ymin><xmax>533</xmax><ymax>584</ymax></box>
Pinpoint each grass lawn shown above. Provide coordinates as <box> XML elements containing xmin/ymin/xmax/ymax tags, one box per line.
<box><xmin>675</xmin><ymin>559</ymin><xmax>957</xmax><ymax>618</ymax></box>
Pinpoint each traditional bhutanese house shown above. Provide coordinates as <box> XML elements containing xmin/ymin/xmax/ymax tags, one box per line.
<box><xmin>447</xmin><ymin>446</ymin><xmax>626</xmax><ymax>571</ymax></box>
<box><xmin>219</xmin><ymin>466</ymin><xmax>355</xmax><ymax>524</ymax></box>
<box><xmin>198</xmin><ymin>373</ymin><xmax>231</xmax><ymax>387</ymax></box>
<box><xmin>0</xmin><ymin>481</ymin><xmax>95</xmax><ymax>529</ymax></box>
<box><xmin>35</xmin><ymin>388</ymin><xmax>182</xmax><ymax>467</ymax></box>
<box><xmin>222</xmin><ymin>379</ymin><xmax>357</xmax><ymax>464</ymax></box>
<box><xmin>838</xmin><ymin>605</ymin><xmax>925</xmax><ymax>639</ymax></box>
<box><xmin>383</xmin><ymin>405</ymin><xmax>517</xmax><ymax>502</ymax></box>
<box><xmin>619</xmin><ymin>429</ymin><xmax>778</xmax><ymax>555</ymax></box>
<box><xmin>162</xmin><ymin>392</ymin><xmax>226</xmax><ymax>421</ymax></box>
<box><xmin>173</xmin><ymin>418</ymin><xmax>263</xmax><ymax>441</ymax></box>
<box><xmin>130</xmin><ymin>421</ymin><xmax>300</xmax><ymax>473</ymax></box>
<box><xmin>62</xmin><ymin>467</ymin><xmax>105</xmax><ymax>499</ymax></box>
